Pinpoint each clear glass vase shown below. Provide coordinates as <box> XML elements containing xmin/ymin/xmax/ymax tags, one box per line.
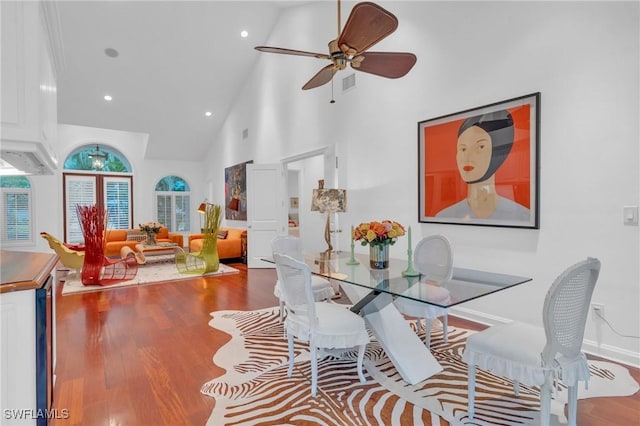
<box><xmin>369</xmin><ymin>244</ymin><xmax>389</xmax><ymax>269</ymax></box>
<box><xmin>145</xmin><ymin>232</ymin><xmax>157</xmax><ymax>246</ymax></box>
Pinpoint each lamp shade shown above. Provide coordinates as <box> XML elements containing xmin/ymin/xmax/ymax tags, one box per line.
<box><xmin>311</xmin><ymin>188</ymin><xmax>347</xmax><ymax>213</ymax></box>
<box><xmin>198</xmin><ymin>201</ymin><xmax>209</xmax><ymax>214</ymax></box>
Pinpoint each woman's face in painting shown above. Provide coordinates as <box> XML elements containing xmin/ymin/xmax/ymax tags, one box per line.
<box><xmin>456</xmin><ymin>126</ymin><xmax>492</xmax><ymax>183</ymax></box>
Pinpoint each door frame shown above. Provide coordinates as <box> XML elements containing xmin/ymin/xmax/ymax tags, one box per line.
<box><xmin>281</xmin><ymin>145</ymin><xmax>341</xmax><ymax>251</ymax></box>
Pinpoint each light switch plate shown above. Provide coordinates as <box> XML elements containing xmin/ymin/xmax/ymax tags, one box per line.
<box><xmin>623</xmin><ymin>206</ymin><xmax>638</xmax><ymax>226</ymax></box>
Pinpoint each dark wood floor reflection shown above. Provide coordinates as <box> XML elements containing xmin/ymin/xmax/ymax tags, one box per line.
<box><xmin>51</xmin><ymin>262</ymin><xmax>640</xmax><ymax>425</ymax></box>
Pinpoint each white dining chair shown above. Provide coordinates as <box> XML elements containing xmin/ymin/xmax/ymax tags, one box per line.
<box><xmin>271</xmin><ymin>235</ymin><xmax>335</xmax><ymax>322</ymax></box>
<box><xmin>462</xmin><ymin>257</ymin><xmax>601</xmax><ymax>426</ymax></box>
<box><xmin>393</xmin><ymin>235</ymin><xmax>453</xmax><ymax>347</ymax></box>
<box><xmin>273</xmin><ymin>253</ymin><xmax>370</xmax><ymax>397</ymax></box>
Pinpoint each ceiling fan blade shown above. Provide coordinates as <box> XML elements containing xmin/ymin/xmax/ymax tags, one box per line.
<box><xmin>337</xmin><ymin>2</ymin><xmax>398</xmax><ymax>56</ymax></box>
<box><xmin>255</xmin><ymin>46</ymin><xmax>330</xmax><ymax>60</ymax></box>
<box><xmin>302</xmin><ymin>65</ymin><xmax>337</xmax><ymax>90</ymax></box>
<box><xmin>351</xmin><ymin>52</ymin><xmax>417</xmax><ymax>78</ymax></box>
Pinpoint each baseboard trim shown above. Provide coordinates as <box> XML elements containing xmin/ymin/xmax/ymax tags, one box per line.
<box><xmin>450</xmin><ymin>306</ymin><xmax>640</xmax><ymax>368</ymax></box>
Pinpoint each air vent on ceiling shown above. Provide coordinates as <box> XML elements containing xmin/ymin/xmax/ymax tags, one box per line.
<box><xmin>342</xmin><ymin>74</ymin><xmax>356</xmax><ymax>92</ymax></box>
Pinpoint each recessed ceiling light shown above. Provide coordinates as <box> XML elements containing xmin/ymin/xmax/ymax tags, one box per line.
<box><xmin>240</xmin><ymin>30</ymin><xmax>248</xmax><ymax>38</ymax></box>
<box><xmin>205</xmin><ymin>111</ymin><xmax>212</xmax><ymax>117</ymax></box>
<box><xmin>104</xmin><ymin>95</ymin><xmax>113</xmax><ymax>101</ymax></box>
<box><xmin>104</xmin><ymin>47</ymin><xmax>119</xmax><ymax>58</ymax></box>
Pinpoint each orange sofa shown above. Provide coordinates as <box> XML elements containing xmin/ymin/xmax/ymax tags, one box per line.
<box><xmin>188</xmin><ymin>227</ymin><xmax>246</xmax><ymax>260</ymax></box>
<box><xmin>104</xmin><ymin>227</ymin><xmax>184</xmax><ymax>257</ymax></box>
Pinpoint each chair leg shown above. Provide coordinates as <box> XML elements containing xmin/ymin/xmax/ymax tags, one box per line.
<box><xmin>540</xmin><ymin>374</ymin><xmax>553</xmax><ymax>426</ymax></box>
<box><xmin>415</xmin><ymin>318</ymin><xmax>422</xmax><ymax>332</ymax></box>
<box><xmin>442</xmin><ymin>314</ymin><xmax>448</xmax><ymax>343</ymax></box>
<box><xmin>279</xmin><ymin>300</ymin><xmax>285</xmax><ymax>323</ymax></box>
<box><xmin>514</xmin><ymin>380</ymin><xmax>520</xmax><ymax>397</ymax></box>
<box><xmin>356</xmin><ymin>344</ymin><xmax>366</xmax><ymax>383</ymax></box>
<box><xmin>310</xmin><ymin>344</ymin><xmax>318</xmax><ymax>397</ymax></box>
<box><xmin>287</xmin><ymin>333</ymin><xmax>294</xmax><ymax>378</ymax></box>
<box><xmin>468</xmin><ymin>364</ymin><xmax>476</xmax><ymax>419</ymax></box>
<box><xmin>567</xmin><ymin>385</ymin><xmax>578</xmax><ymax>426</ymax></box>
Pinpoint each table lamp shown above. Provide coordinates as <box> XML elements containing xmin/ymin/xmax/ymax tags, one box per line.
<box><xmin>310</xmin><ymin>180</ymin><xmax>347</xmax><ymax>253</ymax></box>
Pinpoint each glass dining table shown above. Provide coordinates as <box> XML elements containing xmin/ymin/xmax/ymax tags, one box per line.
<box><xmin>267</xmin><ymin>250</ymin><xmax>532</xmax><ymax>385</ymax></box>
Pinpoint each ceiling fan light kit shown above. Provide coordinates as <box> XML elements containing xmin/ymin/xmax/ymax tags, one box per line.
<box><xmin>255</xmin><ymin>1</ymin><xmax>416</xmax><ymax>91</ymax></box>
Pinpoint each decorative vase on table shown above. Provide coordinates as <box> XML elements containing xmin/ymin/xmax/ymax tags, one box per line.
<box><xmin>144</xmin><ymin>231</ymin><xmax>157</xmax><ymax>246</ymax></box>
<box><xmin>352</xmin><ymin>219</ymin><xmax>405</xmax><ymax>271</ymax></box>
<box><xmin>369</xmin><ymin>244</ymin><xmax>390</xmax><ymax>269</ymax></box>
<box><xmin>139</xmin><ymin>221</ymin><xmax>162</xmax><ymax>246</ymax></box>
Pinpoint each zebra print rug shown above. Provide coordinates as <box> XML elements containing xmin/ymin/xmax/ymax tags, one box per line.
<box><xmin>201</xmin><ymin>307</ymin><xmax>638</xmax><ymax>426</ymax></box>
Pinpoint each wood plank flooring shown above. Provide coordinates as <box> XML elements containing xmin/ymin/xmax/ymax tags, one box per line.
<box><xmin>51</xmin><ymin>262</ymin><xmax>640</xmax><ymax>425</ymax></box>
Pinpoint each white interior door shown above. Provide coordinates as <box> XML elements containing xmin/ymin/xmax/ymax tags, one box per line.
<box><xmin>246</xmin><ymin>163</ymin><xmax>286</xmax><ymax>268</ymax></box>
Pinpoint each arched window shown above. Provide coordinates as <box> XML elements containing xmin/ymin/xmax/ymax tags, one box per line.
<box><xmin>0</xmin><ymin>176</ymin><xmax>33</xmax><ymax>245</ymax></box>
<box><xmin>64</xmin><ymin>144</ymin><xmax>132</xmax><ymax>172</ymax></box>
<box><xmin>155</xmin><ymin>176</ymin><xmax>190</xmax><ymax>232</ymax></box>
<box><xmin>62</xmin><ymin>144</ymin><xmax>133</xmax><ymax>243</ymax></box>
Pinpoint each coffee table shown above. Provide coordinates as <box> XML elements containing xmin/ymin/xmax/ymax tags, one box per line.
<box><xmin>127</xmin><ymin>243</ymin><xmax>184</xmax><ymax>264</ymax></box>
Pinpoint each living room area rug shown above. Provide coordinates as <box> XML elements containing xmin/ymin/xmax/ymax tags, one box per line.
<box><xmin>61</xmin><ymin>255</ymin><xmax>238</xmax><ymax>295</ymax></box>
<box><xmin>201</xmin><ymin>307</ymin><xmax>639</xmax><ymax>426</ymax></box>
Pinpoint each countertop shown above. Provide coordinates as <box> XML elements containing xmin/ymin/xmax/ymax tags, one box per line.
<box><xmin>0</xmin><ymin>250</ymin><xmax>58</xmax><ymax>293</ymax></box>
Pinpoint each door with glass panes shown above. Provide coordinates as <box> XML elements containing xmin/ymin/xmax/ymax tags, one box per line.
<box><xmin>63</xmin><ymin>173</ymin><xmax>132</xmax><ymax>243</ymax></box>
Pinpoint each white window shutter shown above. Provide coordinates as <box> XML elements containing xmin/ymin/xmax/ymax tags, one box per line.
<box><xmin>156</xmin><ymin>193</ymin><xmax>172</xmax><ymax>230</ymax></box>
<box><xmin>65</xmin><ymin>175</ymin><xmax>96</xmax><ymax>243</ymax></box>
<box><xmin>1</xmin><ymin>189</ymin><xmax>32</xmax><ymax>244</ymax></box>
<box><xmin>174</xmin><ymin>194</ymin><xmax>190</xmax><ymax>232</ymax></box>
<box><xmin>104</xmin><ymin>177</ymin><xmax>132</xmax><ymax>229</ymax></box>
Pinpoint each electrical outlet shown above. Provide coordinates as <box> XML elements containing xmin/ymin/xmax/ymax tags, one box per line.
<box><xmin>591</xmin><ymin>303</ymin><xmax>605</xmax><ymax>319</ymax></box>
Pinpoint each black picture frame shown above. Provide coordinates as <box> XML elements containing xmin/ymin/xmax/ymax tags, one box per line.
<box><xmin>418</xmin><ymin>93</ymin><xmax>540</xmax><ymax>228</ymax></box>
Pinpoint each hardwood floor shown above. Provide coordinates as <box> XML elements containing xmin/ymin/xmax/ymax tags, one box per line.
<box><xmin>51</xmin><ymin>262</ymin><xmax>640</xmax><ymax>426</ymax></box>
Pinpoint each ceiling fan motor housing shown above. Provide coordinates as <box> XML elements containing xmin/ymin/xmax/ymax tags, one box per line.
<box><xmin>329</xmin><ymin>40</ymin><xmax>347</xmax><ymax>70</ymax></box>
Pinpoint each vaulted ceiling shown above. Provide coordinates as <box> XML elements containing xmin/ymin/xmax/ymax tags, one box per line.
<box><xmin>56</xmin><ymin>1</ymin><xmax>301</xmax><ymax>161</ymax></box>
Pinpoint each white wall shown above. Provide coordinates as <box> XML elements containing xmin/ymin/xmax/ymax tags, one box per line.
<box><xmin>207</xmin><ymin>1</ymin><xmax>639</xmax><ymax>364</ymax></box>
<box><xmin>47</xmin><ymin>124</ymin><xmax>207</xmax><ymax>241</ymax></box>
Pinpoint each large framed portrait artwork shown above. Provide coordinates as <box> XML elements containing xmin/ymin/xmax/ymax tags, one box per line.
<box><xmin>418</xmin><ymin>93</ymin><xmax>540</xmax><ymax>228</ymax></box>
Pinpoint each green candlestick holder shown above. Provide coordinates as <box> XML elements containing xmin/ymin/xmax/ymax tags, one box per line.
<box><xmin>346</xmin><ymin>239</ymin><xmax>360</xmax><ymax>265</ymax></box>
<box><xmin>402</xmin><ymin>246</ymin><xmax>420</xmax><ymax>277</ymax></box>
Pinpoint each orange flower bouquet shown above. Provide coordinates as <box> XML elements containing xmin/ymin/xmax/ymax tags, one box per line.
<box><xmin>353</xmin><ymin>220</ymin><xmax>405</xmax><ymax>247</ymax></box>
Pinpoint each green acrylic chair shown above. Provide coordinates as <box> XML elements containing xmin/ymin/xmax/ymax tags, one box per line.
<box><xmin>176</xmin><ymin>203</ymin><xmax>221</xmax><ymax>274</ymax></box>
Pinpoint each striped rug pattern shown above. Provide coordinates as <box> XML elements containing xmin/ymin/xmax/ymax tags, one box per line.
<box><xmin>201</xmin><ymin>307</ymin><xmax>638</xmax><ymax>426</ymax></box>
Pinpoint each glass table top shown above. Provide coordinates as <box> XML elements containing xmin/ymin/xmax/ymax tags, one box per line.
<box><xmin>267</xmin><ymin>251</ymin><xmax>532</xmax><ymax>308</ymax></box>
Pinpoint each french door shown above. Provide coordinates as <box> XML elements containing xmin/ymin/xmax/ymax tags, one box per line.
<box><xmin>63</xmin><ymin>173</ymin><xmax>133</xmax><ymax>243</ymax></box>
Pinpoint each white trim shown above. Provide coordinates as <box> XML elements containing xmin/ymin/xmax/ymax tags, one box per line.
<box><xmin>40</xmin><ymin>0</ymin><xmax>65</xmax><ymax>77</ymax></box>
<box><xmin>281</xmin><ymin>147</ymin><xmax>329</xmax><ymax>165</ymax></box>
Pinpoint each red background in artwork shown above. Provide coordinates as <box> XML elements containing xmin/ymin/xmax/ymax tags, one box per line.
<box><xmin>423</xmin><ymin>105</ymin><xmax>531</xmax><ymax>217</ymax></box>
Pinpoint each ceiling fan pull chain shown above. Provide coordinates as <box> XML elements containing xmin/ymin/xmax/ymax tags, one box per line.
<box><xmin>330</xmin><ymin>77</ymin><xmax>336</xmax><ymax>104</ymax></box>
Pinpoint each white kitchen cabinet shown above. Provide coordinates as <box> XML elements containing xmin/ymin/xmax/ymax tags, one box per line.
<box><xmin>1</xmin><ymin>1</ymin><xmax>61</xmax><ymax>169</ymax></box>
<box><xmin>0</xmin><ymin>251</ymin><xmax>58</xmax><ymax>425</ymax></box>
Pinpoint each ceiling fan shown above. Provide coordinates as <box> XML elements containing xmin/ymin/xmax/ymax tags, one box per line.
<box><xmin>255</xmin><ymin>1</ymin><xmax>417</xmax><ymax>90</ymax></box>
